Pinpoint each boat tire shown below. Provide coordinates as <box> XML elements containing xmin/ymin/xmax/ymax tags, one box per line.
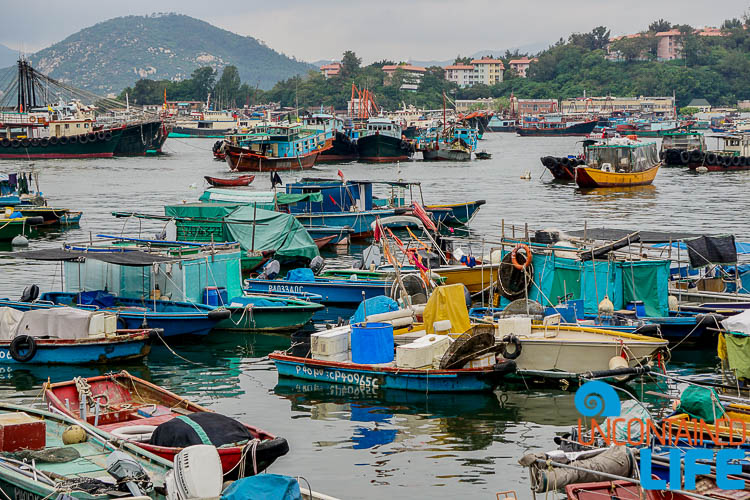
<box><xmin>117</xmin><ymin>316</ymin><xmax>128</xmax><ymax>330</ymax></box>
<box><xmin>111</xmin><ymin>425</ymin><xmax>158</xmax><ymax>442</ymax></box>
<box><xmin>30</xmin><ymin>138</ymin><xmax>40</xmax><ymax>147</ymax></box>
<box><xmin>21</xmin><ymin>139</ymin><xmax>30</xmax><ymax>148</ymax></box>
<box><xmin>706</xmin><ymin>152</ymin><xmax>718</xmax><ymax>166</ymax></box>
<box><xmin>97</xmin><ymin>132</ymin><xmax>106</xmax><ymax>141</ymax></box>
<box><xmin>69</xmin><ymin>135</ymin><xmax>78</xmax><ymax>144</ymax></box>
<box><xmin>679</xmin><ymin>150</ymin><xmax>690</xmax><ymax>164</ymax></box>
<box><xmin>732</xmin><ymin>155</ymin><xmax>742</xmax><ymax>166</ymax></box>
<box><xmin>722</xmin><ymin>155</ymin><xmax>732</xmax><ymax>167</ymax></box>
<box><xmin>57</xmin><ymin>136</ymin><xmax>65</xmax><ymax>145</ymax></box>
<box><xmin>500</xmin><ymin>335</ymin><xmax>522</xmax><ymax>360</ymax></box>
<box><xmin>104</xmin><ymin>132</ymin><xmax>112</xmax><ymax>141</ymax></box>
<box><xmin>87</xmin><ymin>133</ymin><xmax>97</xmax><ymax>142</ymax></box>
<box><xmin>40</xmin><ymin>138</ymin><xmax>49</xmax><ymax>147</ymax></box>
<box><xmin>659</xmin><ymin>151</ymin><xmax>665</xmax><ymax>161</ymax></box>
<box><xmin>0</xmin><ymin>138</ymin><xmax>9</xmax><ymax>147</ymax></box>
<box><xmin>690</xmin><ymin>149</ymin><xmax>702</xmax><ymax>162</ymax></box>
<box><xmin>78</xmin><ymin>135</ymin><xmax>88</xmax><ymax>144</ymax></box>
<box><xmin>9</xmin><ymin>335</ymin><xmax>37</xmax><ymax>362</ymax></box>
<box><xmin>10</xmin><ymin>140</ymin><xmax>20</xmax><ymax>148</ymax></box>
<box><xmin>239</xmin><ymin>437</ymin><xmax>290</xmax><ymax>477</ymax></box>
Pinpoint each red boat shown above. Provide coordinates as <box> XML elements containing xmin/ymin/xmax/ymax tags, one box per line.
<box><xmin>225</xmin><ymin>144</ymin><xmax>322</xmax><ymax>172</ymax></box>
<box><xmin>44</xmin><ymin>371</ymin><xmax>289</xmax><ymax>478</ymax></box>
<box><xmin>204</xmin><ymin>175</ymin><xmax>255</xmax><ymax>187</ymax></box>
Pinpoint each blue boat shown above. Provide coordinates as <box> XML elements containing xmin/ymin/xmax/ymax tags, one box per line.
<box><xmin>269</xmin><ymin>352</ymin><xmax>516</xmax><ymax>392</ymax></box>
<box><xmin>0</xmin><ymin>331</ymin><xmax>151</xmax><ymax>364</ymax></box>
<box><xmin>244</xmin><ymin>271</ymin><xmax>392</xmax><ymax>305</ymax></box>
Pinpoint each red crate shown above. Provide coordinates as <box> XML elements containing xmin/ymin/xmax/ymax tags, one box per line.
<box><xmin>0</xmin><ymin>412</ymin><xmax>45</xmax><ymax>451</ymax></box>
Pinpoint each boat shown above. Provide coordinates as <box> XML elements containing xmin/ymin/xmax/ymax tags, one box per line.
<box><xmin>0</xmin><ymin>306</ymin><xmax>153</xmax><ymax>364</ymax></box>
<box><xmin>13</xmin><ymin>206</ymin><xmax>82</xmax><ymax>226</ymax></box>
<box><xmin>688</xmin><ymin>133</ymin><xmax>750</xmax><ymax>172</ymax></box>
<box><xmin>487</xmin><ymin>116</ymin><xmax>517</xmax><ymax>132</ymax></box>
<box><xmin>424</xmin><ymin>200</ymin><xmax>485</xmax><ymax>227</ymax></box>
<box><xmin>615</xmin><ymin>120</ymin><xmax>689</xmax><ymax>137</ymax></box>
<box><xmin>356</xmin><ymin>117</ymin><xmax>414</xmax><ymax>162</ymax></box>
<box><xmin>475</xmin><ymin>151</ymin><xmax>492</xmax><ymax>159</ymax></box>
<box><xmin>422</xmin><ymin>138</ymin><xmax>472</xmax><ymax>161</ymax></box>
<box><xmin>204</xmin><ymin>175</ymin><xmax>255</xmax><ymax>187</ymax></box>
<box><xmin>516</xmin><ymin>119</ymin><xmax>598</xmax><ymax>137</ymax></box>
<box><xmin>574</xmin><ymin>138</ymin><xmax>661</xmax><ymax>188</ymax></box>
<box><xmin>225</xmin><ymin>123</ymin><xmax>331</xmax><ymax>172</ymax></box>
<box><xmin>305</xmin><ymin>114</ymin><xmax>359</xmax><ymax>162</ymax></box>
<box><xmin>113</xmin><ymin>120</ymin><xmax>171</xmax><ymax>156</ymax></box>
<box><xmin>170</xmin><ymin>110</ymin><xmax>238</xmax><ymax>138</ymax></box>
<box><xmin>215</xmin><ymin>294</ymin><xmax>324</xmax><ymax>333</ymax></box>
<box><xmin>0</xmin><ymin>402</ymin><xmax>172</xmax><ymax>500</ymax></box>
<box><xmin>44</xmin><ymin>371</ymin><xmax>289</xmax><ymax>478</ymax></box>
<box><xmin>0</xmin><ymin>215</ymin><xmax>41</xmax><ymax>241</ymax></box>
<box><xmin>660</xmin><ymin>131</ymin><xmax>707</xmax><ymax>167</ymax></box>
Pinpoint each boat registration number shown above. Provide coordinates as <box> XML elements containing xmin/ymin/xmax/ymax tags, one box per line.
<box><xmin>13</xmin><ymin>487</ymin><xmax>41</xmax><ymax>500</ymax></box>
<box><xmin>296</xmin><ymin>365</ymin><xmax>379</xmax><ymax>388</ymax></box>
<box><xmin>268</xmin><ymin>285</ymin><xmax>303</xmax><ymax>294</ymax></box>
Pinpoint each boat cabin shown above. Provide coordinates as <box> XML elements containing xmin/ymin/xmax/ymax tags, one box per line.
<box><xmin>361</xmin><ymin>117</ymin><xmax>403</xmax><ymax>139</ymax></box>
<box><xmin>237</xmin><ymin>124</ymin><xmax>329</xmax><ymax>159</ymax></box>
<box><xmin>660</xmin><ymin>132</ymin><xmax>706</xmax><ymax>152</ymax></box>
<box><xmin>719</xmin><ymin>134</ymin><xmax>750</xmax><ymax>156</ymax></box>
<box><xmin>585</xmin><ymin>140</ymin><xmax>659</xmax><ymax>173</ymax></box>
<box><xmin>286</xmin><ymin>179</ymin><xmax>373</xmax><ymax>212</ymax></box>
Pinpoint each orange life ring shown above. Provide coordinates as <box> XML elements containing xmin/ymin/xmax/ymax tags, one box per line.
<box><xmin>29</xmin><ymin>116</ymin><xmax>36</xmax><ymax>123</ymax></box>
<box><xmin>511</xmin><ymin>244</ymin><xmax>531</xmax><ymax>270</ymax></box>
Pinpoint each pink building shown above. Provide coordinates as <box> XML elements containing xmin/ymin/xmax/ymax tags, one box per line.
<box><xmin>655</xmin><ymin>30</ymin><xmax>683</xmax><ymax>60</ymax></box>
<box><xmin>508</xmin><ymin>57</ymin><xmax>535</xmax><ymax>78</ymax></box>
<box><xmin>320</xmin><ymin>62</ymin><xmax>341</xmax><ymax>78</ymax></box>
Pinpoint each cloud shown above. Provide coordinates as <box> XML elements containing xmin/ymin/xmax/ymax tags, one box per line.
<box><xmin>2</xmin><ymin>0</ymin><xmax>747</xmax><ymax>62</ymax></box>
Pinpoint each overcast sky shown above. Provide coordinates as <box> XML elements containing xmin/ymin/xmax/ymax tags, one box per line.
<box><xmin>3</xmin><ymin>1</ymin><xmax>749</xmax><ymax>63</ymax></box>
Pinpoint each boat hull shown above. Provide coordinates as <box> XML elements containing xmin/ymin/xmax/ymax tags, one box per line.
<box><xmin>317</xmin><ymin>131</ymin><xmax>358</xmax><ymax>162</ymax></box>
<box><xmin>425</xmin><ymin>200</ymin><xmax>485</xmax><ymax>227</ymax></box>
<box><xmin>357</xmin><ymin>133</ymin><xmax>412</xmax><ymax>162</ymax></box>
<box><xmin>294</xmin><ymin>209</ymin><xmax>395</xmax><ymax>238</ymax></box>
<box><xmin>169</xmin><ymin>126</ymin><xmax>231</xmax><ymax>138</ymax></box>
<box><xmin>0</xmin><ymin>333</ymin><xmax>150</xmax><ymax>364</ymax></box>
<box><xmin>225</xmin><ymin>145</ymin><xmax>320</xmax><ymax>172</ymax></box>
<box><xmin>433</xmin><ymin>264</ymin><xmax>501</xmax><ymax>294</ymax></box>
<box><xmin>270</xmin><ymin>353</ymin><xmax>516</xmax><ymax>392</ymax></box>
<box><xmin>516</xmin><ymin>120</ymin><xmax>598</xmax><ymax>137</ymax></box>
<box><xmin>0</xmin><ymin>129</ymin><xmax>123</xmax><ymax>159</ymax></box>
<box><xmin>243</xmin><ymin>279</ymin><xmax>392</xmax><ymax>305</ymax></box>
<box><xmin>0</xmin><ymin>219</ymin><xmax>27</xmax><ymax>241</ymax></box>
<box><xmin>204</xmin><ymin>175</ymin><xmax>255</xmax><ymax>187</ymax></box>
<box><xmin>575</xmin><ymin>164</ymin><xmax>660</xmax><ymax>188</ymax></box>
<box><xmin>114</xmin><ymin>121</ymin><xmax>170</xmax><ymax>155</ymax></box>
<box><xmin>422</xmin><ymin>148</ymin><xmax>471</xmax><ymax>161</ymax></box>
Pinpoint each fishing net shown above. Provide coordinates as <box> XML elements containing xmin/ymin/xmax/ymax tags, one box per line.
<box><xmin>10</xmin><ymin>447</ymin><xmax>80</xmax><ymax>463</ymax></box>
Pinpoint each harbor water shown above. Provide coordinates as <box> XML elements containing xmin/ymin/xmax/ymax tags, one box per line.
<box><xmin>0</xmin><ymin>134</ymin><xmax>736</xmax><ymax>498</ymax></box>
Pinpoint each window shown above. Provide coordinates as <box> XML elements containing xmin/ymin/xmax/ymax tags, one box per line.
<box><xmin>64</xmin><ymin>124</ymin><xmax>69</xmax><ymax>129</ymax></box>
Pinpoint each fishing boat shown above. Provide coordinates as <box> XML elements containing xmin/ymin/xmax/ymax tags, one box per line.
<box><xmin>44</xmin><ymin>371</ymin><xmax>289</xmax><ymax>478</ymax></box>
<box><xmin>215</xmin><ymin>294</ymin><xmax>324</xmax><ymax>333</ymax></box>
<box><xmin>0</xmin><ymin>306</ymin><xmax>152</xmax><ymax>364</ymax></box>
<box><xmin>487</xmin><ymin>116</ymin><xmax>517</xmax><ymax>132</ymax></box>
<box><xmin>687</xmin><ymin>134</ymin><xmax>750</xmax><ymax>172</ymax></box>
<box><xmin>170</xmin><ymin>110</ymin><xmax>238</xmax><ymax>138</ymax></box>
<box><xmin>0</xmin><ymin>215</ymin><xmax>40</xmax><ymax>241</ymax></box>
<box><xmin>225</xmin><ymin>123</ymin><xmax>331</xmax><ymax>172</ymax></box>
<box><xmin>516</xmin><ymin>118</ymin><xmax>598</xmax><ymax>137</ymax></box>
<box><xmin>356</xmin><ymin>117</ymin><xmax>414</xmax><ymax>162</ymax></box>
<box><xmin>424</xmin><ymin>200</ymin><xmax>485</xmax><ymax>227</ymax></box>
<box><xmin>660</xmin><ymin>131</ymin><xmax>707</xmax><ymax>167</ymax></box>
<box><xmin>304</xmin><ymin>114</ymin><xmax>359</xmax><ymax>162</ymax></box>
<box><xmin>574</xmin><ymin>138</ymin><xmax>661</xmax><ymax>188</ymax></box>
<box><xmin>0</xmin><ymin>402</ymin><xmax>172</xmax><ymax>500</ymax></box>
<box><xmin>204</xmin><ymin>175</ymin><xmax>255</xmax><ymax>187</ymax></box>
<box><xmin>13</xmin><ymin>206</ymin><xmax>82</xmax><ymax>226</ymax></box>
<box><xmin>422</xmin><ymin>138</ymin><xmax>472</xmax><ymax>161</ymax></box>
<box><xmin>615</xmin><ymin>119</ymin><xmax>688</xmax><ymax>137</ymax></box>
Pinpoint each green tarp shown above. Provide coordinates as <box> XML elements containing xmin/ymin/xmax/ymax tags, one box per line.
<box><xmin>676</xmin><ymin>386</ymin><xmax>726</xmax><ymax>424</ymax></box>
<box><xmin>724</xmin><ymin>333</ymin><xmax>750</xmax><ymax>380</ymax></box>
<box><xmin>164</xmin><ymin>203</ymin><xmax>319</xmax><ymax>263</ymax></box>
<box><xmin>198</xmin><ymin>189</ymin><xmax>322</xmax><ymax>208</ymax></box>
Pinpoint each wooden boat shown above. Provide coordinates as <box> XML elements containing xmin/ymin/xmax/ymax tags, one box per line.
<box><xmin>215</xmin><ymin>294</ymin><xmax>324</xmax><ymax>333</ymax></box>
<box><xmin>0</xmin><ymin>402</ymin><xmax>171</xmax><ymax>500</ymax></box>
<box><xmin>14</xmin><ymin>206</ymin><xmax>80</xmax><ymax>226</ymax></box>
<box><xmin>44</xmin><ymin>371</ymin><xmax>290</xmax><ymax>478</ymax></box>
<box><xmin>575</xmin><ymin>139</ymin><xmax>661</xmax><ymax>188</ymax></box>
<box><xmin>204</xmin><ymin>174</ymin><xmax>255</xmax><ymax>187</ymax></box>
<box><xmin>424</xmin><ymin>200</ymin><xmax>485</xmax><ymax>227</ymax></box>
<box><xmin>244</xmin><ymin>274</ymin><xmax>392</xmax><ymax>305</ymax></box>
<box><xmin>226</xmin><ymin>144</ymin><xmax>321</xmax><ymax>171</ymax></box>
<box><xmin>270</xmin><ymin>352</ymin><xmax>516</xmax><ymax>392</ymax></box>
<box><xmin>516</xmin><ymin>119</ymin><xmax>598</xmax><ymax>137</ymax></box>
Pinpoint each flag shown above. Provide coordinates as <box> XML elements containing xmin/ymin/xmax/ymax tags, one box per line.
<box><xmin>271</xmin><ymin>172</ymin><xmax>283</xmax><ymax>188</ymax></box>
<box><xmin>329</xmin><ymin>194</ymin><xmax>338</xmax><ymax>207</ymax></box>
<box><xmin>163</xmin><ymin>88</ymin><xmax>167</xmax><ymax>110</ymax></box>
<box><xmin>373</xmin><ymin>219</ymin><xmax>382</xmax><ymax>242</ymax></box>
<box><xmin>337</xmin><ymin>169</ymin><xmax>345</xmax><ymax>183</ymax></box>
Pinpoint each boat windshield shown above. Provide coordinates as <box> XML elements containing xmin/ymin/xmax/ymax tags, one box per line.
<box><xmin>586</xmin><ymin>143</ymin><xmax>658</xmax><ymax>173</ymax></box>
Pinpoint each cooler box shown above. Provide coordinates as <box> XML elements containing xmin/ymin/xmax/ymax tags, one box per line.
<box><xmin>311</xmin><ymin>327</ymin><xmax>350</xmax><ymax>359</ymax></box>
<box><xmin>313</xmin><ymin>351</ymin><xmax>350</xmax><ymax>363</ymax></box>
<box><xmin>463</xmin><ymin>352</ymin><xmax>495</xmax><ymax>369</ymax></box>
<box><xmin>351</xmin><ymin>322</ymin><xmax>394</xmax><ymax>364</ymax></box>
<box><xmin>88</xmin><ymin>312</ymin><xmax>118</xmax><ymax>336</ymax></box>
<box><xmin>0</xmin><ymin>412</ymin><xmax>45</xmax><ymax>451</ymax></box>
<box><xmin>495</xmin><ymin>317</ymin><xmax>532</xmax><ymax>339</ymax></box>
<box><xmin>202</xmin><ymin>287</ymin><xmax>228</xmax><ymax>307</ymax></box>
<box><xmin>396</xmin><ymin>334</ymin><xmax>452</xmax><ymax>368</ymax></box>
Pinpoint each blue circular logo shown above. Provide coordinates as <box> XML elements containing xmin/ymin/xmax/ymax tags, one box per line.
<box><xmin>575</xmin><ymin>380</ymin><xmax>621</xmax><ymax>417</ymax></box>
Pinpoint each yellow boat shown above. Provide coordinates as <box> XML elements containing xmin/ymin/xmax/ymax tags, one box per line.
<box><xmin>575</xmin><ymin>138</ymin><xmax>661</xmax><ymax>188</ymax></box>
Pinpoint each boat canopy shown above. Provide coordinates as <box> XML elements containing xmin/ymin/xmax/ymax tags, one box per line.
<box><xmin>164</xmin><ymin>203</ymin><xmax>319</xmax><ymax>263</ymax></box>
<box><xmin>198</xmin><ymin>188</ymin><xmax>322</xmax><ymax>207</ymax></box>
<box><xmin>9</xmin><ymin>248</ymin><xmax>176</xmax><ymax>266</ymax></box>
<box><xmin>585</xmin><ymin>141</ymin><xmax>659</xmax><ymax>173</ymax></box>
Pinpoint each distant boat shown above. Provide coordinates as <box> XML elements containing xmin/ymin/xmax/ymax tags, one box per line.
<box><xmin>225</xmin><ymin>123</ymin><xmax>331</xmax><ymax>171</ymax></box>
<box><xmin>516</xmin><ymin>119</ymin><xmax>598</xmax><ymax>137</ymax></box>
<box><xmin>487</xmin><ymin>117</ymin><xmax>517</xmax><ymax>132</ymax></box>
<box><xmin>475</xmin><ymin>150</ymin><xmax>492</xmax><ymax>159</ymax></box>
<box><xmin>356</xmin><ymin>117</ymin><xmax>414</xmax><ymax>162</ymax></box>
<box><xmin>204</xmin><ymin>174</ymin><xmax>255</xmax><ymax>187</ymax></box>
<box><xmin>170</xmin><ymin>110</ymin><xmax>238</xmax><ymax>138</ymax></box>
<box><xmin>575</xmin><ymin>138</ymin><xmax>661</xmax><ymax>188</ymax></box>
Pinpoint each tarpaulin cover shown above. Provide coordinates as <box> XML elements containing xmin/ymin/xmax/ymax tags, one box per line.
<box><xmin>685</xmin><ymin>235</ymin><xmax>737</xmax><ymax>267</ymax></box>
<box><xmin>221</xmin><ymin>475</ymin><xmax>301</xmax><ymax>500</ymax></box>
<box><xmin>620</xmin><ymin>260</ymin><xmax>670</xmax><ymax>317</ymax></box>
<box><xmin>225</xmin><ymin>206</ymin><xmax>319</xmax><ymax>262</ymax></box>
<box><xmin>198</xmin><ymin>189</ymin><xmax>322</xmax><ymax>207</ymax></box>
<box><xmin>350</xmin><ymin>296</ymin><xmax>399</xmax><ymax>324</ymax></box>
<box><xmin>653</xmin><ymin>241</ymin><xmax>750</xmax><ymax>255</ymax></box>
<box><xmin>285</xmin><ymin>268</ymin><xmax>316</xmax><ymax>282</ymax></box>
<box><xmin>77</xmin><ymin>291</ymin><xmax>115</xmax><ymax>309</ymax></box>
<box><xmin>0</xmin><ymin>307</ymin><xmax>24</xmax><ymax>341</ymax></box>
<box><xmin>676</xmin><ymin>386</ymin><xmax>726</xmax><ymax>424</ymax></box>
<box><xmin>567</xmin><ymin>228</ymin><xmax>701</xmax><ymax>243</ymax></box>
<box><xmin>423</xmin><ymin>284</ymin><xmax>470</xmax><ymax>334</ymax></box>
<box><xmin>723</xmin><ymin>334</ymin><xmax>750</xmax><ymax>380</ymax></box>
<box><xmin>149</xmin><ymin>412</ymin><xmax>252</xmax><ymax>448</ymax></box>
<box><xmin>8</xmin><ymin>249</ymin><xmax>175</xmax><ymax>266</ymax></box>
<box><xmin>14</xmin><ymin>307</ymin><xmax>96</xmax><ymax>340</ymax></box>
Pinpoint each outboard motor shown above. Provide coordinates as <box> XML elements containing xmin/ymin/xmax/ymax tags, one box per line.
<box><xmin>106</xmin><ymin>450</ymin><xmax>150</xmax><ymax>497</ymax></box>
<box><xmin>166</xmin><ymin>445</ymin><xmax>223</xmax><ymax>500</ymax></box>
<box><xmin>258</xmin><ymin>260</ymin><xmax>281</xmax><ymax>280</ymax></box>
<box><xmin>20</xmin><ymin>284</ymin><xmax>39</xmax><ymax>303</ymax></box>
<box><xmin>309</xmin><ymin>255</ymin><xmax>325</xmax><ymax>275</ymax></box>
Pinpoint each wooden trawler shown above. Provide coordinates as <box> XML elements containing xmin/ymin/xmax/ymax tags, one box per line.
<box><xmin>574</xmin><ymin>138</ymin><xmax>661</xmax><ymax>188</ymax></box>
<box><xmin>225</xmin><ymin>123</ymin><xmax>332</xmax><ymax>171</ymax></box>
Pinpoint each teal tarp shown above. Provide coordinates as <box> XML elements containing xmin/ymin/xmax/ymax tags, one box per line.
<box><xmin>198</xmin><ymin>189</ymin><xmax>322</xmax><ymax>208</ymax></box>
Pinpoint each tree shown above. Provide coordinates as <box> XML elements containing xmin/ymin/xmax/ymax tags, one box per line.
<box><xmin>340</xmin><ymin>50</ymin><xmax>361</xmax><ymax>79</ymax></box>
<box><xmin>611</xmin><ymin>36</ymin><xmax>653</xmax><ymax>62</ymax></box>
<box><xmin>679</xmin><ymin>106</ymin><xmax>699</xmax><ymax>116</ymax></box>
<box><xmin>722</xmin><ymin>18</ymin><xmax>743</xmax><ymax>30</ymax></box>
<box><xmin>454</xmin><ymin>56</ymin><xmax>472</xmax><ymax>65</ymax></box>
<box><xmin>370</xmin><ymin>59</ymin><xmax>395</xmax><ymax>69</ymax></box>
<box><xmin>214</xmin><ymin>65</ymin><xmax>241</xmax><ymax>107</ymax></box>
<box><xmin>590</xmin><ymin>26</ymin><xmax>611</xmax><ymax>50</ymax></box>
<box><xmin>190</xmin><ymin>67</ymin><xmax>216</xmax><ymax>101</ymax></box>
<box><xmin>648</xmin><ymin>19</ymin><xmax>671</xmax><ymax>33</ymax></box>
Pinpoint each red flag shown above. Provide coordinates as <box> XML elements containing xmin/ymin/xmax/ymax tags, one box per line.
<box><xmin>373</xmin><ymin>219</ymin><xmax>382</xmax><ymax>242</ymax></box>
<box><xmin>337</xmin><ymin>169</ymin><xmax>345</xmax><ymax>182</ymax></box>
<box><xmin>411</xmin><ymin>202</ymin><xmax>437</xmax><ymax>232</ymax></box>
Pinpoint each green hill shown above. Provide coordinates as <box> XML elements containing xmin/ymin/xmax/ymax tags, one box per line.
<box><xmin>27</xmin><ymin>13</ymin><xmax>312</xmax><ymax>94</ymax></box>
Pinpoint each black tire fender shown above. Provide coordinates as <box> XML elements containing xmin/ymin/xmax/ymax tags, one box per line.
<box><xmin>9</xmin><ymin>335</ymin><xmax>37</xmax><ymax>362</ymax></box>
<box><xmin>500</xmin><ymin>334</ymin><xmax>522</xmax><ymax>360</ymax></box>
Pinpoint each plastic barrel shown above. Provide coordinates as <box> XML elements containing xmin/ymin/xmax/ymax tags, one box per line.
<box><xmin>202</xmin><ymin>287</ymin><xmax>228</xmax><ymax>306</ymax></box>
<box><xmin>626</xmin><ymin>301</ymin><xmax>646</xmax><ymax>318</ymax></box>
<box><xmin>351</xmin><ymin>322</ymin><xmax>394</xmax><ymax>364</ymax></box>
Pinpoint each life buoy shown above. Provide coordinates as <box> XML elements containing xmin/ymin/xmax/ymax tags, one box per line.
<box><xmin>9</xmin><ymin>335</ymin><xmax>37</xmax><ymax>362</ymax></box>
<box><xmin>29</xmin><ymin>116</ymin><xmax>36</xmax><ymax>123</ymax></box>
<box><xmin>111</xmin><ymin>425</ymin><xmax>157</xmax><ymax>442</ymax></box>
<box><xmin>500</xmin><ymin>334</ymin><xmax>522</xmax><ymax>359</ymax></box>
<box><xmin>511</xmin><ymin>244</ymin><xmax>531</xmax><ymax>270</ymax></box>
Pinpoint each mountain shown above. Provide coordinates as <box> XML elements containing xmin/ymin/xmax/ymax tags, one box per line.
<box><xmin>0</xmin><ymin>43</ymin><xmax>17</xmax><ymax>68</ymax></box>
<box><xmin>24</xmin><ymin>14</ymin><xmax>312</xmax><ymax>94</ymax></box>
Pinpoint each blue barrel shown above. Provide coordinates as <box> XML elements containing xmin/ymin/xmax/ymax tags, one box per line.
<box><xmin>626</xmin><ymin>300</ymin><xmax>646</xmax><ymax>318</ymax></box>
<box><xmin>202</xmin><ymin>287</ymin><xmax>228</xmax><ymax>306</ymax></box>
<box><xmin>351</xmin><ymin>322</ymin><xmax>394</xmax><ymax>364</ymax></box>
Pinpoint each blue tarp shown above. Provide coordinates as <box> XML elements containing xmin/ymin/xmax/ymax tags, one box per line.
<box><xmin>221</xmin><ymin>474</ymin><xmax>301</xmax><ymax>500</ymax></box>
<box><xmin>653</xmin><ymin>241</ymin><xmax>750</xmax><ymax>255</ymax></box>
<box><xmin>77</xmin><ymin>290</ymin><xmax>116</xmax><ymax>308</ymax></box>
<box><xmin>350</xmin><ymin>296</ymin><xmax>399</xmax><ymax>323</ymax></box>
<box><xmin>286</xmin><ymin>268</ymin><xmax>316</xmax><ymax>282</ymax></box>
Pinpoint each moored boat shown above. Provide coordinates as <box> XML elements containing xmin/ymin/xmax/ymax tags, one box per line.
<box><xmin>44</xmin><ymin>371</ymin><xmax>289</xmax><ymax>478</ymax></box>
<box><xmin>215</xmin><ymin>294</ymin><xmax>324</xmax><ymax>333</ymax></box>
<box><xmin>575</xmin><ymin>138</ymin><xmax>661</xmax><ymax>188</ymax></box>
<box><xmin>516</xmin><ymin>119</ymin><xmax>598</xmax><ymax>137</ymax></box>
<box><xmin>204</xmin><ymin>174</ymin><xmax>255</xmax><ymax>187</ymax></box>
<box><xmin>356</xmin><ymin>117</ymin><xmax>414</xmax><ymax>162</ymax></box>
